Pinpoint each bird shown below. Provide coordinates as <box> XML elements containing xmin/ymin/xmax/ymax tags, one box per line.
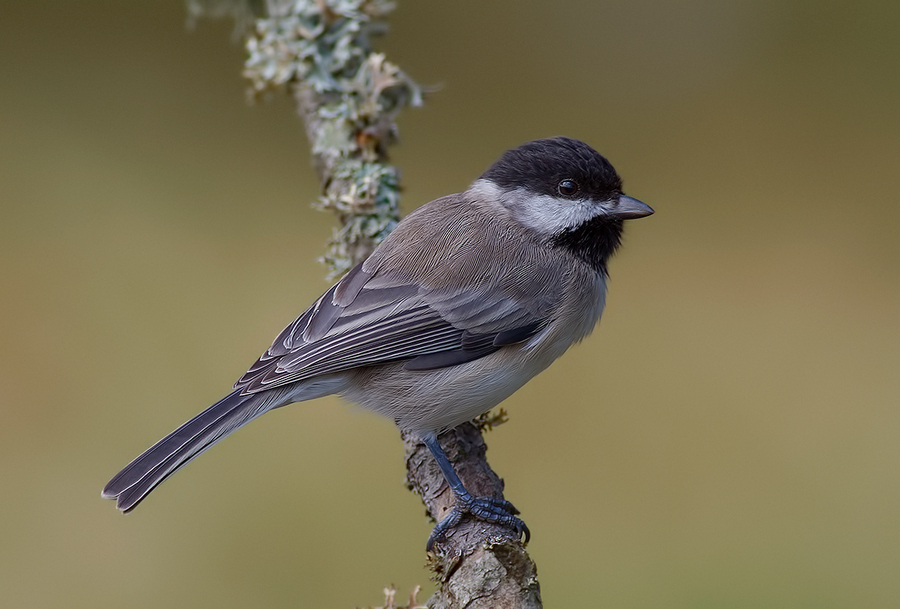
<box><xmin>102</xmin><ymin>136</ymin><xmax>653</xmax><ymax>549</ymax></box>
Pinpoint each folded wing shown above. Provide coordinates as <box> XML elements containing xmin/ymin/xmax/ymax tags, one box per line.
<box><xmin>235</xmin><ymin>262</ymin><xmax>550</xmax><ymax>393</ymax></box>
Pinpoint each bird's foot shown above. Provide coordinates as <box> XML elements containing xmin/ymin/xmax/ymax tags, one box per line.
<box><xmin>426</xmin><ymin>493</ymin><xmax>530</xmax><ymax>551</ymax></box>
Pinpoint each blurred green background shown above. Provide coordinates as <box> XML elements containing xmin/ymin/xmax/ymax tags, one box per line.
<box><xmin>2</xmin><ymin>1</ymin><xmax>898</xmax><ymax>607</ymax></box>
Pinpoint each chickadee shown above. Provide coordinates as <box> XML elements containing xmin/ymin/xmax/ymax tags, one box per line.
<box><xmin>102</xmin><ymin>137</ymin><xmax>653</xmax><ymax>548</ymax></box>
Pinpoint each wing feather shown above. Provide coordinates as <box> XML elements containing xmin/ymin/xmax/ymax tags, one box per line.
<box><xmin>235</xmin><ymin>230</ymin><xmax>560</xmax><ymax>393</ymax></box>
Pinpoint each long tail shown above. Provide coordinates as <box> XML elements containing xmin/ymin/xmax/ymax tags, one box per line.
<box><xmin>102</xmin><ymin>388</ymin><xmax>283</xmax><ymax>512</ymax></box>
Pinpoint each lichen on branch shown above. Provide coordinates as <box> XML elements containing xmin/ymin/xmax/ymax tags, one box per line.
<box><xmin>243</xmin><ymin>0</ymin><xmax>422</xmax><ymax>276</ymax></box>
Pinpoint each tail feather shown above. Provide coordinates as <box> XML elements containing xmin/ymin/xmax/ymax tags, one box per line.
<box><xmin>102</xmin><ymin>389</ymin><xmax>280</xmax><ymax>512</ymax></box>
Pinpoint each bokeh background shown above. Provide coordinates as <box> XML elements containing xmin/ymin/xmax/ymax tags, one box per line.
<box><xmin>2</xmin><ymin>1</ymin><xmax>898</xmax><ymax>607</ymax></box>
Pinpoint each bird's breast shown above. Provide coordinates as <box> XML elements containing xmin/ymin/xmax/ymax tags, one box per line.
<box><xmin>526</xmin><ymin>268</ymin><xmax>607</xmax><ymax>359</ymax></box>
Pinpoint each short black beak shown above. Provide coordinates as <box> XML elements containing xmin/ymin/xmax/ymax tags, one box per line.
<box><xmin>613</xmin><ymin>195</ymin><xmax>654</xmax><ymax>219</ymax></box>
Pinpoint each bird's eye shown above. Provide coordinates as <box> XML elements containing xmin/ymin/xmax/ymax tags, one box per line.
<box><xmin>558</xmin><ymin>179</ymin><xmax>579</xmax><ymax>196</ymax></box>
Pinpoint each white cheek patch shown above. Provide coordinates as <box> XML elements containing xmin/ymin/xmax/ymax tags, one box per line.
<box><xmin>507</xmin><ymin>192</ymin><xmax>601</xmax><ymax>234</ymax></box>
<box><xmin>470</xmin><ymin>179</ymin><xmax>609</xmax><ymax>235</ymax></box>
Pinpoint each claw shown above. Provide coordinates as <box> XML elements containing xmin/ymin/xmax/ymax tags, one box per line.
<box><xmin>426</xmin><ymin>495</ymin><xmax>529</xmax><ymax>551</ymax></box>
<box><xmin>421</xmin><ymin>433</ymin><xmax>530</xmax><ymax>552</ymax></box>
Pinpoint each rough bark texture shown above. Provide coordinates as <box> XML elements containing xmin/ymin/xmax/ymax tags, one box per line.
<box><xmin>404</xmin><ymin>424</ymin><xmax>542</xmax><ymax>609</ymax></box>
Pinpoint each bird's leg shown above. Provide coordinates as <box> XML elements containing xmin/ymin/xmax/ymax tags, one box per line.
<box><xmin>422</xmin><ymin>433</ymin><xmax>530</xmax><ymax>551</ymax></box>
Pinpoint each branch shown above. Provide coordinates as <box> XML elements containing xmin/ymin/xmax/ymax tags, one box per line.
<box><xmin>191</xmin><ymin>2</ymin><xmax>541</xmax><ymax>606</ymax></box>
<box><xmin>243</xmin><ymin>0</ymin><xmax>420</xmax><ymax>278</ymax></box>
<box><xmin>405</xmin><ymin>423</ymin><xmax>542</xmax><ymax>609</ymax></box>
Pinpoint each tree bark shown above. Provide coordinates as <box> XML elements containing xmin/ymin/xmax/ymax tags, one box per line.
<box><xmin>405</xmin><ymin>424</ymin><xmax>542</xmax><ymax>608</ymax></box>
